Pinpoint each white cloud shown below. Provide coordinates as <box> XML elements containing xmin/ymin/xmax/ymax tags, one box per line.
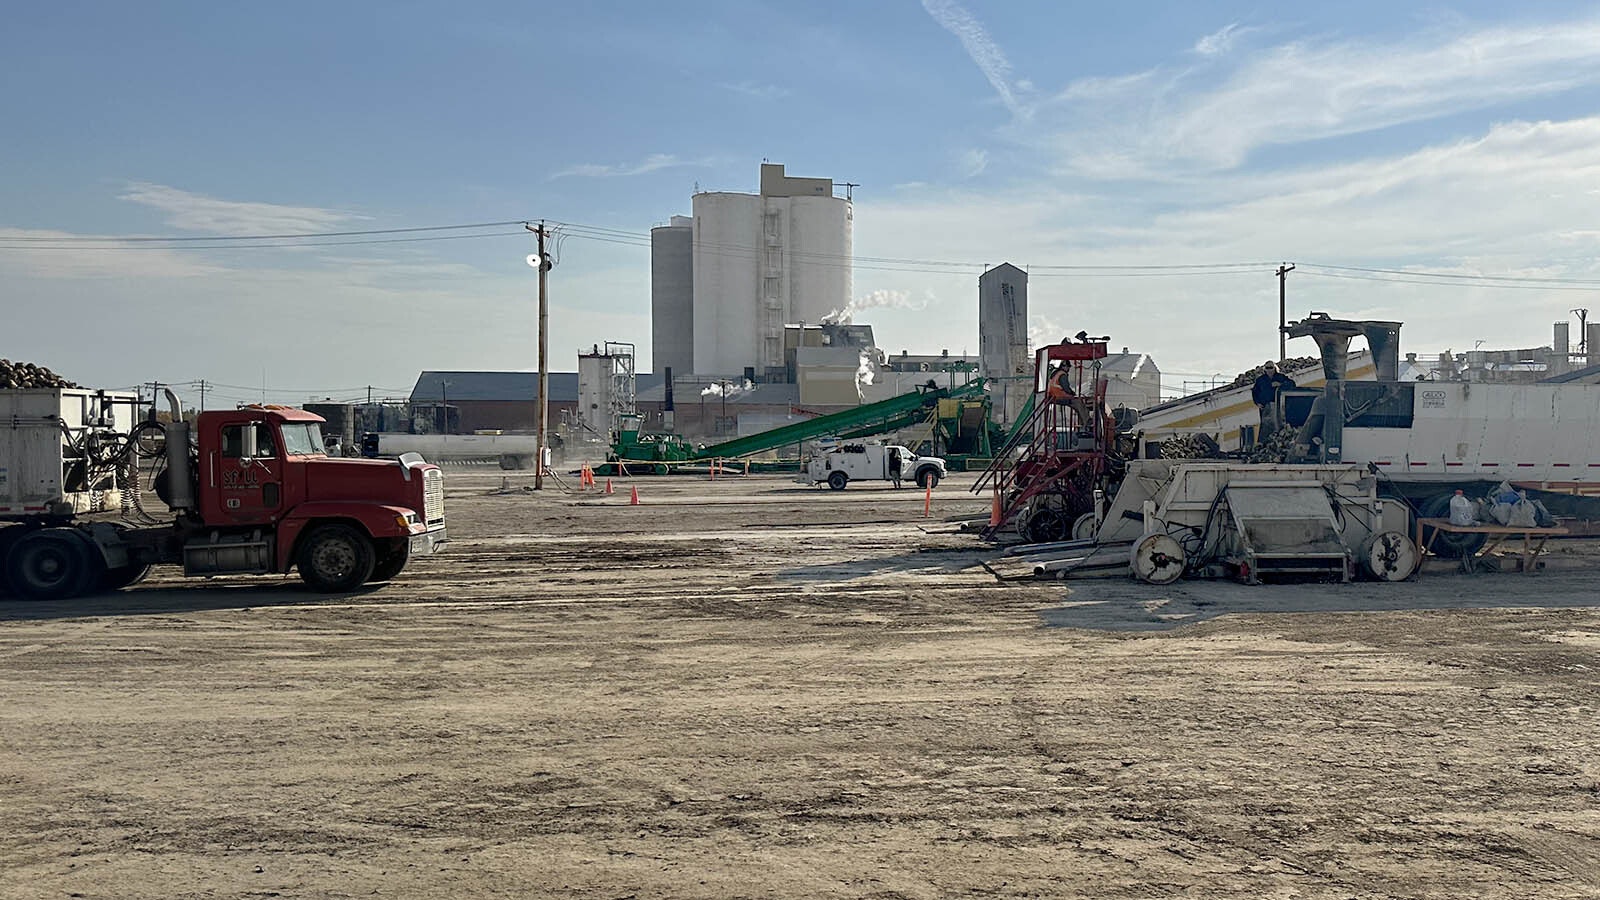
<box><xmin>1048</xmin><ymin>19</ymin><xmax>1600</xmax><ymax>175</ymax></box>
<box><xmin>551</xmin><ymin>154</ymin><xmax>710</xmax><ymax>179</ymax></box>
<box><xmin>959</xmin><ymin>148</ymin><xmax>989</xmax><ymax>177</ymax></box>
<box><xmin>1193</xmin><ymin>23</ymin><xmax>1249</xmax><ymax>57</ymax></box>
<box><xmin>920</xmin><ymin>0</ymin><xmax>1029</xmax><ymax>118</ymax></box>
<box><xmin>848</xmin><ymin>114</ymin><xmax>1600</xmax><ymax>388</ymax></box>
<box><xmin>0</xmin><ymin>227</ymin><xmax>225</xmax><ymax>279</ymax></box>
<box><xmin>119</xmin><ymin>182</ymin><xmax>362</xmax><ymax>236</ymax></box>
<box><xmin>718</xmin><ymin>80</ymin><xmax>790</xmax><ymax>100</ymax></box>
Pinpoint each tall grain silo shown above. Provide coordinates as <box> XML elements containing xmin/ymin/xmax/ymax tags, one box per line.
<box><xmin>690</xmin><ymin>163</ymin><xmax>852</xmax><ymax>379</ymax></box>
<box><xmin>651</xmin><ymin>216</ymin><xmax>694</xmax><ymax>377</ymax></box>
<box><xmin>979</xmin><ymin>263</ymin><xmax>1030</xmax><ymax>426</ymax></box>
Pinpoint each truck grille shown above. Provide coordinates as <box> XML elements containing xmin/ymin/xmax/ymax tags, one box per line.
<box><xmin>423</xmin><ymin>468</ymin><xmax>445</xmax><ymax>527</ymax></box>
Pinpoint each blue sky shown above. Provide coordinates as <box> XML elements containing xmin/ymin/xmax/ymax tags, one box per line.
<box><xmin>6</xmin><ymin>1</ymin><xmax>1600</xmax><ymax>405</ymax></box>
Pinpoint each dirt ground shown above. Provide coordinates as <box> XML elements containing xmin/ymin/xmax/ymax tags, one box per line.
<box><xmin>3</xmin><ymin>469</ymin><xmax>1600</xmax><ymax>899</ymax></box>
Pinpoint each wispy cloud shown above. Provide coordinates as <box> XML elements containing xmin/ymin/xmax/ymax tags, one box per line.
<box><xmin>920</xmin><ymin>0</ymin><xmax>1028</xmax><ymax>118</ymax></box>
<box><xmin>0</xmin><ymin>227</ymin><xmax>225</xmax><ymax>279</ymax></box>
<box><xmin>551</xmin><ymin>154</ymin><xmax>710</xmax><ymax>179</ymax></box>
<box><xmin>1049</xmin><ymin>19</ymin><xmax>1600</xmax><ymax>176</ymax></box>
<box><xmin>718</xmin><ymin>80</ymin><xmax>790</xmax><ymax>100</ymax></box>
<box><xmin>1193</xmin><ymin>23</ymin><xmax>1251</xmax><ymax>57</ymax></box>
<box><xmin>119</xmin><ymin>182</ymin><xmax>362</xmax><ymax>236</ymax></box>
<box><xmin>958</xmin><ymin>148</ymin><xmax>989</xmax><ymax>178</ymax></box>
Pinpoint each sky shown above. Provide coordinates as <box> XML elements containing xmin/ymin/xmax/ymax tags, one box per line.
<box><xmin>6</xmin><ymin>1</ymin><xmax>1600</xmax><ymax>407</ymax></box>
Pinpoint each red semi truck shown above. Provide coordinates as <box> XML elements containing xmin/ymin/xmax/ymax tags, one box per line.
<box><xmin>0</xmin><ymin>388</ymin><xmax>446</xmax><ymax>600</ymax></box>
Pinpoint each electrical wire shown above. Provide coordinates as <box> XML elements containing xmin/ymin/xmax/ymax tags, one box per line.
<box><xmin>0</xmin><ymin>220</ymin><xmax>528</xmax><ymax>243</ymax></box>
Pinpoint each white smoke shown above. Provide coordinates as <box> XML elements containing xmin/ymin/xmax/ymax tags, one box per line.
<box><xmin>855</xmin><ymin>350</ymin><xmax>876</xmax><ymax>402</ymax></box>
<box><xmin>1029</xmin><ymin>314</ymin><xmax>1066</xmax><ymax>353</ymax></box>
<box><xmin>821</xmin><ymin>289</ymin><xmax>926</xmax><ymax>325</ymax></box>
<box><xmin>700</xmin><ymin>379</ymin><xmax>753</xmax><ymax>397</ymax></box>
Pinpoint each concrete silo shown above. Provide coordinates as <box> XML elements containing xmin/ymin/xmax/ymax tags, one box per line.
<box><xmin>979</xmin><ymin>263</ymin><xmax>1030</xmax><ymax>426</ymax></box>
<box><xmin>651</xmin><ymin>216</ymin><xmax>694</xmax><ymax>377</ymax></box>
<box><xmin>690</xmin><ymin>164</ymin><xmax>852</xmax><ymax>379</ymax></box>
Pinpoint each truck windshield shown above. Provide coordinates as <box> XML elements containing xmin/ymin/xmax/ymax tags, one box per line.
<box><xmin>280</xmin><ymin>423</ymin><xmax>327</xmax><ymax>457</ymax></box>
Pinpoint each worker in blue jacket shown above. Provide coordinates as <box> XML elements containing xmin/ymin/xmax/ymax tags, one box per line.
<box><xmin>1252</xmin><ymin>361</ymin><xmax>1296</xmax><ymax>442</ymax></box>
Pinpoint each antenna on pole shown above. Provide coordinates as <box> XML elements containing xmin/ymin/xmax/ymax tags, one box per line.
<box><xmin>839</xmin><ymin>182</ymin><xmax>859</xmax><ymax>201</ymax></box>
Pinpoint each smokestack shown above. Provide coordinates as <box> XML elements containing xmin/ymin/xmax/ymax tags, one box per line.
<box><xmin>663</xmin><ymin>367</ymin><xmax>674</xmax><ymax>411</ymax></box>
<box><xmin>1555</xmin><ymin>322</ymin><xmax>1570</xmax><ymax>356</ymax></box>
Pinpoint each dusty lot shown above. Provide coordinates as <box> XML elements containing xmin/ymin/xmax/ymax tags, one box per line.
<box><xmin>3</xmin><ymin>470</ymin><xmax>1600</xmax><ymax>899</ymax></box>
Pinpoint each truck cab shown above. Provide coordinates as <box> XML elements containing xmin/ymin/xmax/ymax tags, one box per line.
<box><xmin>803</xmin><ymin>443</ymin><xmax>945</xmax><ymax>491</ymax></box>
<box><xmin>168</xmin><ymin>406</ymin><xmax>447</xmax><ymax>590</ymax></box>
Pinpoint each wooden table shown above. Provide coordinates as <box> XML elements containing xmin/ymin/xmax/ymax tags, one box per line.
<box><xmin>1415</xmin><ymin>517</ymin><xmax>1568</xmax><ymax>575</ymax></box>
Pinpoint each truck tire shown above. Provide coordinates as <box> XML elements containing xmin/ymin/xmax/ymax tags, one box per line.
<box><xmin>916</xmin><ymin>469</ymin><xmax>941</xmax><ymax>489</ymax></box>
<box><xmin>297</xmin><ymin>524</ymin><xmax>376</xmax><ymax>592</ymax></box>
<box><xmin>368</xmin><ymin>544</ymin><xmax>408</xmax><ymax>583</ymax></box>
<box><xmin>5</xmin><ymin>528</ymin><xmax>95</xmax><ymax>601</ymax></box>
<box><xmin>102</xmin><ymin>563</ymin><xmax>153</xmax><ymax>592</ymax></box>
<box><xmin>827</xmin><ymin>471</ymin><xmax>849</xmax><ymax>491</ymax></box>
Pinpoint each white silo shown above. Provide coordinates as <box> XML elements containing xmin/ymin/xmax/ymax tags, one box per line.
<box><xmin>651</xmin><ymin>215</ymin><xmax>694</xmax><ymax>377</ymax></box>
<box><xmin>692</xmin><ymin>192</ymin><xmax>762</xmax><ymax>377</ymax></box>
<box><xmin>690</xmin><ymin>164</ymin><xmax>852</xmax><ymax>379</ymax></box>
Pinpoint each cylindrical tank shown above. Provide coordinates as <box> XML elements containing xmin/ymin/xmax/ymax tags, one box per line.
<box><xmin>692</xmin><ymin>192</ymin><xmax>762</xmax><ymax>376</ymax></box>
<box><xmin>785</xmin><ymin>195</ymin><xmax>853</xmax><ymax>331</ymax></box>
<box><xmin>651</xmin><ymin>216</ymin><xmax>694</xmax><ymax>378</ymax></box>
<box><xmin>305</xmin><ymin>402</ymin><xmax>356</xmax><ymax>450</ymax></box>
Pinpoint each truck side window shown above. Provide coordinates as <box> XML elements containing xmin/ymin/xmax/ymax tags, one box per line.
<box><xmin>220</xmin><ymin>424</ymin><xmax>277</xmax><ymax>459</ymax></box>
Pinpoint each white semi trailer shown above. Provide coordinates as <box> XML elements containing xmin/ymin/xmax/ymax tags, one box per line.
<box><xmin>362</xmin><ymin>432</ymin><xmax>547</xmax><ymax>470</ymax></box>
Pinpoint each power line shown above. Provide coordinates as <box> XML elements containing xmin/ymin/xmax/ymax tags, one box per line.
<box><xmin>0</xmin><ymin>220</ymin><xmax>528</xmax><ymax>243</ymax></box>
<box><xmin>1297</xmin><ymin>269</ymin><xmax>1600</xmax><ymax>293</ymax></box>
<box><xmin>0</xmin><ymin>231</ymin><xmax>529</xmax><ymax>251</ymax></box>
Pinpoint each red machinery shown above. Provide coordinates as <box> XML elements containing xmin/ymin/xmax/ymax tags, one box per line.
<box><xmin>975</xmin><ymin>337</ymin><xmax>1123</xmax><ymax>543</ymax></box>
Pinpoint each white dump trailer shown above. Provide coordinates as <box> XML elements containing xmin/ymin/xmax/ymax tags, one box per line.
<box><xmin>363</xmin><ymin>432</ymin><xmax>546</xmax><ymax>470</ymax></box>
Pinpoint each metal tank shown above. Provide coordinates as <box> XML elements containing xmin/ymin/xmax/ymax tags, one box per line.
<box><xmin>651</xmin><ymin>216</ymin><xmax>694</xmax><ymax>378</ymax></box>
<box><xmin>979</xmin><ymin>263</ymin><xmax>1030</xmax><ymax>426</ymax></box>
<box><xmin>691</xmin><ymin>191</ymin><xmax>762</xmax><ymax>377</ymax></box>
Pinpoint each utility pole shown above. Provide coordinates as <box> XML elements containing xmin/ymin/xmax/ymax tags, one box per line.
<box><xmin>1276</xmin><ymin>263</ymin><xmax>1295</xmax><ymax>362</ymax></box>
<box><xmin>197</xmin><ymin>379</ymin><xmax>209</xmax><ymax>411</ymax></box>
<box><xmin>526</xmin><ymin>222</ymin><xmax>552</xmax><ymax>490</ymax></box>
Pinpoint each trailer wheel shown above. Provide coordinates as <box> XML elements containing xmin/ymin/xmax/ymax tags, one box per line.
<box><xmin>5</xmin><ymin>529</ymin><xmax>94</xmax><ymax>601</ymax></box>
<box><xmin>915</xmin><ymin>469</ymin><xmax>941</xmax><ymax>489</ymax></box>
<box><xmin>827</xmin><ymin>471</ymin><xmax>849</xmax><ymax>491</ymax></box>
<box><xmin>297</xmin><ymin>524</ymin><xmax>376</xmax><ymax>592</ymax></box>
<box><xmin>1419</xmin><ymin>493</ymin><xmax>1487</xmax><ymax>559</ymax></box>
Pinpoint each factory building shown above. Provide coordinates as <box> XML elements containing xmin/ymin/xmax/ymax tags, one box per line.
<box><xmin>978</xmin><ymin>263</ymin><xmax>1030</xmax><ymax>426</ymax></box>
<box><xmin>652</xmin><ymin>163</ymin><xmax>853</xmax><ymax>380</ymax></box>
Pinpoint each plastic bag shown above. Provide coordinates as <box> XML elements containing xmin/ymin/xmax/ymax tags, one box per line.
<box><xmin>1508</xmin><ymin>492</ymin><xmax>1538</xmax><ymax>528</ymax></box>
<box><xmin>1448</xmin><ymin>491</ymin><xmax>1476</xmax><ymax>526</ymax></box>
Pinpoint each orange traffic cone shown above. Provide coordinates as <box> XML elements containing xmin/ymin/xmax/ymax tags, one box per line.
<box><xmin>604</xmin><ymin>478</ymin><xmax>614</xmax><ymax>495</ymax></box>
<box><xmin>630</xmin><ymin>485</ymin><xmax>640</xmax><ymax>506</ymax></box>
<box><xmin>924</xmin><ymin>484</ymin><xmax>933</xmax><ymax>518</ymax></box>
<box><xmin>710</xmin><ymin>459</ymin><xmax>716</xmax><ymax>480</ymax></box>
<box><xmin>989</xmin><ymin>490</ymin><xmax>1003</xmax><ymax>527</ymax></box>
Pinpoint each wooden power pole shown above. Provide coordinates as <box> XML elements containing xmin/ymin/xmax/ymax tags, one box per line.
<box><xmin>1276</xmin><ymin>263</ymin><xmax>1295</xmax><ymax>362</ymax></box>
<box><xmin>527</xmin><ymin>223</ymin><xmax>551</xmax><ymax>490</ymax></box>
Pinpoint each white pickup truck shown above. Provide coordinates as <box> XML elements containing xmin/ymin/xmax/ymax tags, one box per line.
<box><xmin>802</xmin><ymin>443</ymin><xmax>946</xmax><ymax>490</ymax></box>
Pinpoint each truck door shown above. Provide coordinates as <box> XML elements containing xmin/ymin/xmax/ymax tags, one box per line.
<box><xmin>213</xmin><ymin>421</ymin><xmax>284</xmax><ymax>523</ymax></box>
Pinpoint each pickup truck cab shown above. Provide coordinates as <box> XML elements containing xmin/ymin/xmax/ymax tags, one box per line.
<box><xmin>803</xmin><ymin>443</ymin><xmax>945</xmax><ymax>491</ymax></box>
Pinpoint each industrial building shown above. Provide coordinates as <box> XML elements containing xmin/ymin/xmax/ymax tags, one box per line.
<box><xmin>652</xmin><ymin>163</ymin><xmax>853</xmax><ymax>380</ymax></box>
<box><xmin>407</xmin><ymin>370</ymin><xmax>665</xmax><ymax>436</ymax></box>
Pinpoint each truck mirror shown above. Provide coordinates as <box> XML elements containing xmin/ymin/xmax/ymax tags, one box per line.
<box><xmin>241</xmin><ymin>423</ymin><xmax>259</xmax><ymax>460</ymax></box>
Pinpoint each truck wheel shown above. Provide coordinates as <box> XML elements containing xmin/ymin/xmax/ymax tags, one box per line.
<box><xmin>827</xmin><ymin>471</ymin><xmax>849</xmax><ymax>491</ymax></box>
<box><xmin>916</xmin><ymin>469</ymin><xmax>941</xmax><ymax>489</ymax></box>
<box><xmin>5</xmin><ymin>529</ymin><xmax>94</xmax><ymax>601</ymax></box>
<box><xmin>368</xmin><ymin>544</ymin><xmax>409</xmax><ymax>583</ymax></box>
<box><xmin>297</xmin><ymin>524</ymin><xmax>376</xmax><ymax>592</ymax></box>
<box><xmin>102</xmin><ymin>563</ymin><xmax>153</xmax><ymax>592</ymax></box>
